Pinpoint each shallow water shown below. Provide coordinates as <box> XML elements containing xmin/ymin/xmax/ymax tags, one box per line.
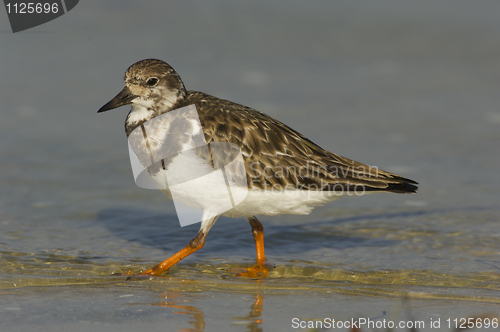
<box><xmin>2</xmin><ymin>1</ymin><xmax>500</xmax><ymax>331</ymax></box>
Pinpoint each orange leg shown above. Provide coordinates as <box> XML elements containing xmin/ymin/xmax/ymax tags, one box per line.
<box><xmin>248</xmin><ymin>217</ymin><xmax>266</xmax><ymax>266</ymax></box>
<box><xmin>232</xmin><ymin>217</ymin><xmax>269</xmax><ymax>278</ymax></box>
<box><xmin>137</xmin><ymin>231</ymin><xmax>207</xmax><ymax>276</ymax></box>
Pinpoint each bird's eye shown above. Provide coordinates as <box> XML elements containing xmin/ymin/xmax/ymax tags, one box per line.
<box><xmin>146</xmin><ymin>77</ymin><xmax>159</xmax><ymax>86</ymax></box>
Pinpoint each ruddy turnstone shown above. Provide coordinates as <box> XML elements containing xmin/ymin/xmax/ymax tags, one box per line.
<box><xmin>98</xmin><ymin>59</ymin><xmax>418</xmax><ymax>278</ymax></box>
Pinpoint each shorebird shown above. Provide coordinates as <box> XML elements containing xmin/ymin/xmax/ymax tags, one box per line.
<box><xmin>98</xmin><ymin>59</ymin><xmax>418</xmax><ymax>278</ymax></box>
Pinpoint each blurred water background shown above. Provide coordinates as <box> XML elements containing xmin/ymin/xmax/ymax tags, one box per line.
<box><xmin>1</xmin><ymin>1</ymin><xmax>500</xmax><ymax>331</ymax></box>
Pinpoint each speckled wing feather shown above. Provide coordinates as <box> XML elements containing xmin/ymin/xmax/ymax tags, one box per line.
<box><xmin>177</xmin><ymin>91</ymin><xmax>418</xmax><ymax>194</ymax></box>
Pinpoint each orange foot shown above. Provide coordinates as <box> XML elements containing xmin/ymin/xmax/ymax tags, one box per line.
<box><xmin>229</xmin><ymin>262</ymin><xmax>272</xmax><ymax>279</ymax></box>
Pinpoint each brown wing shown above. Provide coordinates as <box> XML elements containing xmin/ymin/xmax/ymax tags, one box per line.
<box><xmin>181</xmin><ymin>91</ymin><xmax>418</xmax><ymax>194</ymax></box>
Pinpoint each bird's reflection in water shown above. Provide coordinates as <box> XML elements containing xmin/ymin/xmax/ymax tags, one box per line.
<box><xmin>151</xmin><ymin>291</ymin><xmax>264</xmax><ymax>332</ymax></box>
<box><xmin>152</xmin><ymin>291</ymin><xmax>205</xmax><ymax>332</ymax></box>
<box><xmin>231</xmin><ymin>294</ymin><xmax>264</xmax><ymax>332</ymax></box>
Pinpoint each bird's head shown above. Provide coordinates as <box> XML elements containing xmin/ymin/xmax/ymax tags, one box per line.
<box><xmin>97</xmin><ymin>59</ymin><xmax>187</xmax><ymax>124</ymax></box>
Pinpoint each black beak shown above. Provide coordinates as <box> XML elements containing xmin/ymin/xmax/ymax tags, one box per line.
<box><xmin>97</xmin><ymin>87</ymin><xmax>137</xmax><ymax>113</ymax></box>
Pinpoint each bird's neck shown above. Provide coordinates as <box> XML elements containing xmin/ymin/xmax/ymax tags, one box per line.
<box><xmin>125</xmin><ymin>91</ymin><xmax>186</xmax><ymax>137</ymax></box>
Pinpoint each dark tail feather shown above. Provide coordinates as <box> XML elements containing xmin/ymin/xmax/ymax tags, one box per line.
<box><xmin>323</xmin><ymin>180</ymin><xmax>418</xmax><ymax>194</ymax></box>
<box><xmin>379</xmin><ymin>181</ymin><xmax>419</xmax><ymax>194</ymax></box>
<box><xmin>362</xmin><ymin>174</ymin><xmax>419</xmax><ymax>194</ymax></box>
<box><xmin>361</xmin><ymin>175</ymin><xmax>419</xmax><ymax>193</ymax></box>
<box><xmin>338</xmin><ymin>177</ymin><xmax>418</xmax><ymax>194</ymax></box>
